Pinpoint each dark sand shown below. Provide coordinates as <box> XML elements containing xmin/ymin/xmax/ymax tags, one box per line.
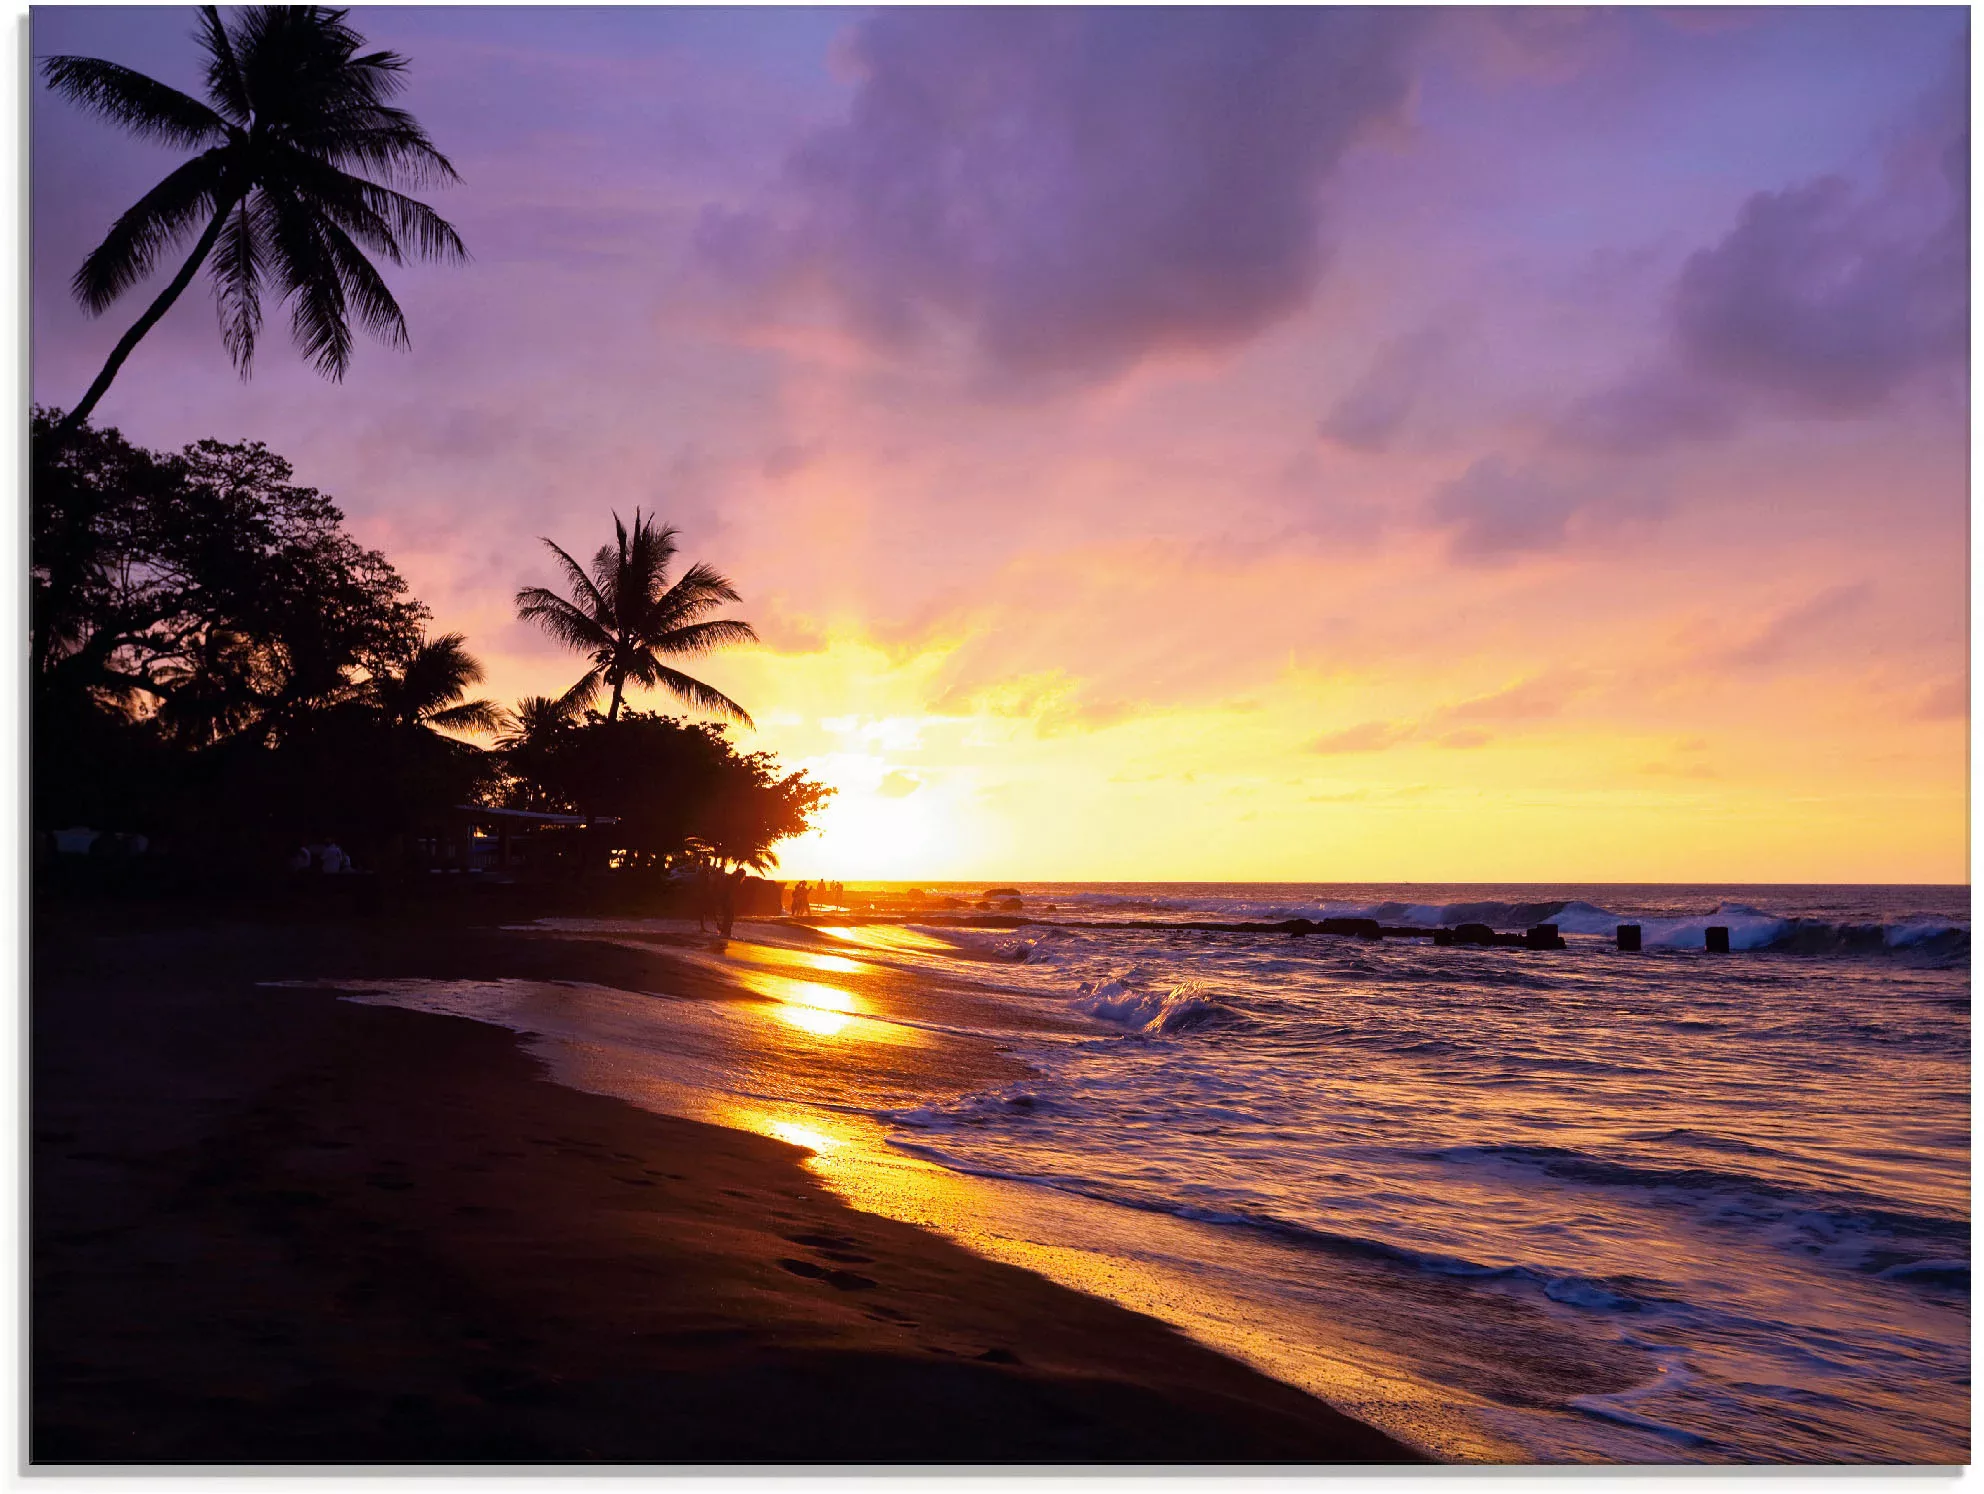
<box><xmin>33</xmin><ymin>908</ymin><xmax>1427</xmax><ymax>1465</ymax></box>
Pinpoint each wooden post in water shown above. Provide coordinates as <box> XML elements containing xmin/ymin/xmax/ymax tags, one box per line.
<box><xmin>1705</xmin><ymin>925</ymin><xmax>1731</xmax><ymax>953</ymax></box>
<box><xmin>1616</xmin><ymin>924</ymin><xmax>1642</xmax><ymax>952</ymax></box>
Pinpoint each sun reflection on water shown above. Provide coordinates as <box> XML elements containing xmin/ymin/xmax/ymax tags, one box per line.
<box><xmin>734</xmin><ymin>943</ymin><xmax>867</xmax><ymax>977</ymax></box>
<box><xmin>726</xmin><ymin>967</ymin><xmax>915</xmax><ymax>1043</ymax></box>
<box><xmin>765</xmin><ymin>1118</ymin><xmax>844</xmax><ymax>1153</ymax></box>
<box><xmin>816</xmin><ymin>924</ymin><xmax>956</xmax><ymax>954</ymax></box>
<box><xmin>774</xmin><ymin>1004</ymin><xmax>853</xmax><ymax>1037</ymax></box>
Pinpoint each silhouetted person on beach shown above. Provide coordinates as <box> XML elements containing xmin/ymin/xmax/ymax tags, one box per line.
<box><xmin>717</xmin><ymin>867</ymin><xmax>747</xmax><ymax>940</ymax></box>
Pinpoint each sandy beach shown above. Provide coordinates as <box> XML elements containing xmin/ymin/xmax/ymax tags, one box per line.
<box><xmin>31</xmin><ymin>903</ymin><xmax>1424</xmax><ymax>1465</ymax></box>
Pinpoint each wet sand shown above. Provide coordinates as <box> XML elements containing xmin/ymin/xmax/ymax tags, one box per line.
<box><xmin>32</xmin><ymin>909</ymin><xmax>1426</xmax><ymax>1464</ymax></box>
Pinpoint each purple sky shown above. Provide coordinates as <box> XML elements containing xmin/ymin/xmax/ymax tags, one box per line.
<box><xmin>29</xmin><ymin>6</ymin><xmax>1972</xmax><ymax>880</ymax></box>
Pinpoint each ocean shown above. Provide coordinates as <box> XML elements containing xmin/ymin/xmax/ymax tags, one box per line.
<box><xmin>316</xmin><ymin>882</ymin><xmax>1970</xmax><ymax>1463</ymax></box>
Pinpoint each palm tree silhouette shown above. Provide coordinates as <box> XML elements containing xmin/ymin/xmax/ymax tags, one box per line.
<box><xmin>495</xmin><ymin>693</ymin><xmax>580</xmax><ymax>751</ymax></box>
<box><xmin>41</xmin><ymin>5</ymin><xmax>466</xmax><ymax>439</ymax></box>
<box><xmin>515</xmin><ymin>510</ymin><xmax>757</xmax><ymax>727</ymax></box>
<box><xmin>369</xmin><ymin>632</ymin><xmax>499</xmax><ymax>739</ymax></box>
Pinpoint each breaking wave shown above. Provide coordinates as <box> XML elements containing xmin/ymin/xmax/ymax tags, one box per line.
<box><xmin>1074</xmin><ymin>976</ymin><xmax>1230</xmax><ymax>1035</ymax></box>
<box><xmin>1296</xmin><ymin>898</ymin><xmax>1964</xmax><ymax>959</ymax></box>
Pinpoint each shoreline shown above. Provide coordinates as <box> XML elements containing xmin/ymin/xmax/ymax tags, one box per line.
<box><xmin>32</xmin><ymin>906</ymin><xmax>1428</xmax><ymax>1465</ymax></box>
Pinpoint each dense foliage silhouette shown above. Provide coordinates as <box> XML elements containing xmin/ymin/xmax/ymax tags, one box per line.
<box><xmin>32</xmin><ymin>411</ymin><xmax>825</xmax><ymax>885</ymax></box>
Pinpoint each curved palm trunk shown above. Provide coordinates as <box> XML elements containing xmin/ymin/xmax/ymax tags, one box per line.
<box><xmin>605</xmin><ymin>632</ymin><xmax>631</xmax><ymax>723</ymax></box>
<box><xmin>55</xmin><ymin>196</ymin><xmax>239</xmax><ymax>442</ymax></box>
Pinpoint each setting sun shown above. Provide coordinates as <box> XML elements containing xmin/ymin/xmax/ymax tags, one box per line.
<box><xmin>780</xmin><ymin>765</ymin><xmax>956</xmax><ymax>881</ymax></box>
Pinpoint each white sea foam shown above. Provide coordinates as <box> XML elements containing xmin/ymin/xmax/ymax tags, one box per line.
<box><xmin>1074</xmin><ymin>976</ymin><xmax>1227</xmax><ymax>1035</ymax></box>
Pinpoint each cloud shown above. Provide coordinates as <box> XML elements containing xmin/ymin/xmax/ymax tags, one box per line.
<box><xmin>1306</xmin><ymin>673</ymin><xmax>1592</xmax><ymax>757</ymax></box>
<box><xmin>1915</xmin><ymin>675</ymin><xmax>1968</xmax><ymax>720</ymax></box>
<box><xmin>1425</xmin><ymin>457</ymin><xmax>1588</xmax><ymax>560</ymax></box>
<box><xmin>1715</xmin><ymin>583</ymin><xmax>1870</xmax><ymax>669</ymax></box>
<box><xmin>1307</xmin><ymin>719</ymin><xmax>1414</xmax><ymax>754</ymax></box>
<box><xmin>1449</xmin><ymin>7</ymin><xmax>1625</xmax><ymax>84</ymax></box>
<box><xmin>760</xmin><ymin>442</ymin><xmax>820</xmax><ymax>480</ymax></box>
<box><xmin>1318</xmin><ymin>324</ymin><xmax>1454</xmax><ymax>452</ymax></box>
<box><xmin>1669</xmin><ymin>171</ymin><xmax>1966</xmax><ymax>416</ymax></box>
<box><xmin>1438</xmin><ymin>672</ymin><xmax>1590</xmax><ymax>723</ymax></box>
<box><xmin>1553</xmin><ymin>369</ymin><xmax>1739</xmax><ymax>455</ymax></box>
<box><xmin>877</xmin><ymin>770</ymin><xmax>922</xmax><ymax>798</ymax></box>
<box><xmin>1560</xmin><ymin>55</ymin><xmax>1967</xmax><ymax>455</ymax></box>
<box><xmin>750</xmin><ymin>598</ymin><xmax>831</xmax><ymax>655</ymax></box>
<box><xmin>931</xmin><ymin>669</ymin><xmax>1137</xmax><ymax>736</ymax></box>
<box><xmin>698</xmin><ymin>8</ymin><xmax>1421</xmax><ymax>387</ymax></box>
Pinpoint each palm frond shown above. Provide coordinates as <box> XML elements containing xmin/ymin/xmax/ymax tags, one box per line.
<box><xmin>39</xmin><ymin>54</ymin><xmax>231</xmax><ymax>147</ymax></box>
<box><xmin>213</xmin><ymin>196</ymin><xmax>266</xmax><ymax>373</ymax></box>
<box><xmin>495</xmin><ymin>694</ymin><xmax>577</xmax><ymax>750</ymax></box>
<box><xmin>395</xmin><ymin>631</ymin><xmax>482</xmax><ymax>708</ymax></box>
<box><xmin>71</xmin><ymin>150</ymin><xmax>232</xmax><ymax>314</ymax></box>
<box><xmin>649</xmin><ymin>664</ymin><xmax>755</xmax><ymax>728</ymax></box>
<box><xmin>537</xmin><ymin>539</ymin><xmax>611</xmax><ymax>622</ymax></box>
<box><xmin>299</xmin><ymin>109</ymin><xmax>462</xmax><ymax>188</ymax></box>
<box><xmin>554</xmin><ymin>666</ymin><xmax>607</xmax><ymax>716</ymax></box>
<box><xmin>515</xmin><ymin>587</ymin><xmax>613</xmax><ymax>654</ymax></box>
<box><xmin>651</xmin><ymin>617</ymin><xmax>759</xmax><ymax>656</ymax></box>
<box><xmin>262</xmin><ymin>183</ymin><xmax>353</xmax><ymax>377</ymax></box>
<box><xmin>428</xmin><ymin>698</ymin><xmax>502</xmax><ymax>734</ymax></box>
<box><xmin>276</xmin><ymin>149</ymin><xmax>466</xmax><ymax>263</ymax></box>
<box><xmin>421</xmin><ymin>630</ymin><xmax>484</xmax><ymax>681</ymax></box>
<box><xmin>232</xmin><ymin>6</ymin><xmax>363</xmax><ymax>127</ymax></box>
<box><xmin>276</xmin><ymin>150</ymin><xmax>403</xmax><ymax>264</ymax></box>
<box><xmin>335</xmin><ymin>47</ymin><xmax>412</xmax><ymax>104</ymax></box>
<box><xmin>650</xmin><ymin>560</ymin><xmax>745</xmax><ymax>628</ymax></box>
<box><xmin>315</xmin><ymin>211</ymin><xmax>409</xmax><ymax>348</ymax></box>
<box><xmin>195</xmin><ymin>6</ymin><xmax>252</xmax><ymax>123</ymax></box>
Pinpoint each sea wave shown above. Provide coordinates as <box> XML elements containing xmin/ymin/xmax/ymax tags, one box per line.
<box><xmin>966</xmin><ymin>891</ymin><xmax>1967</xmax><ymax>961</ymax></box>
<box><xmin>1294</xmin><ymin>897</ymin><xmax>1966</xmax><ymax>959</ymax></box>
<box><xmin>881</xmin><ymin>1134</ymin><xmax>1671</xmax><ymax>1314</ymax></box>
<box><xmin>1429</xmin><ymin>1142</ymin><xmax>1969</xmax><ymax>1285</ymax></box>
<box><xmin>1074</xmin><ymin>976</ymin><xmax>1230</xmax><ymax>1035</ymax></box>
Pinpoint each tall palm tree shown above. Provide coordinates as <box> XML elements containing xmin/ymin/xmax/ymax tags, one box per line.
<box><xmin>41</xmin><ymin>5</ymin><xmax>466</xmax><ymax>439</ymax></box>
<box><xmin>368</xmin><ymin>631</ymin><xmax>499</xmax><ymax>739</ymax></box>
<box><xmin>515</xmin><ymin>510</ymin><xmax>757</xmax><ymax>727</ymax></box>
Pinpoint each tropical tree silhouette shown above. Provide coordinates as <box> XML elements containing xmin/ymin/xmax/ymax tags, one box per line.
<box><xmin>496</xmin><ymin>694</ymin><xmax>580</xmax><ymax>751</ymax></box>
<box><xmin>367</xmin><ymin>631</ymin><xmax>499</xmax><ymax>739</ymax></box>
<box><xmin>41</xmin><ymin>5</ymin><xmax>466</xmax><ymax>439</ymax></box>
<box><xmin>515</xmin><ymin>510</ymin><xmax>757</xmax><ymax>727</ymax></box>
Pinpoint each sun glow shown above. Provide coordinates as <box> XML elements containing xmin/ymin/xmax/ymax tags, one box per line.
<box><xmin>784</xmin><ymin>773</ymin><xmax>955</xmax><ymax>880</ymax></box>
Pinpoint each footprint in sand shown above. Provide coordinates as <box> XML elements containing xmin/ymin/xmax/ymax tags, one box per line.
<box><xmin>776</xmin><ymin>1257</ymin><xmax>878</xmax><ymax>1291</ymax></box>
